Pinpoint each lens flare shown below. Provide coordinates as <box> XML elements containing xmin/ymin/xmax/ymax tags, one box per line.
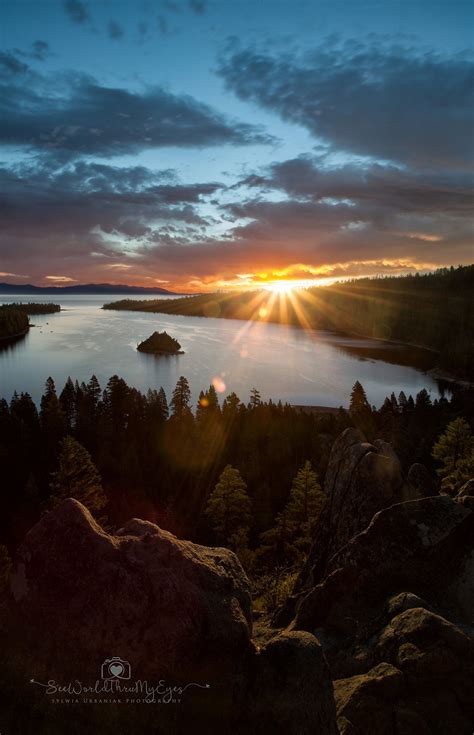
<box><xmin>212</xmin><ymin>376</ymin><xmax>226</xmax><ymax>393</ymax></box>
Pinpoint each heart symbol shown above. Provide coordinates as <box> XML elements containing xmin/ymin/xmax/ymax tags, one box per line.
<box><xmin>110</xmin><ymin>663</ymin><xmax>124</xmax><ymax>677</ymax></box>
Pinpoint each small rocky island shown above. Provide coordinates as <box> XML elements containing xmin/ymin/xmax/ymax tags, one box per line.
<box><xmin>137</xmin><ymin>330</ymin><xmax>183</xmax><ymax>354</ymax></box>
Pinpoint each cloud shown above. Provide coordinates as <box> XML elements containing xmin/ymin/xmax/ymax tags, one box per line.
<box><xmin>188</xmin><ymin>0</ymin><xmax>206</xmax><ymax>14</ymax></box>
<box><xmin>0</xmin><ymin>159</ymin><xmax>223</xmax><ymax>281</ymax></box>
<box><xmin>0</xmin><ymin>51</ymin><xmax>28</xmax><ymax>76</ymax></box>
<box><xmin>0</xmin><ymin>271</ymin><xmax>29</xmax><ymax>279</ymax></box>
<box><xmin>239</xmin><ymin>157</ymin><xmax>473</xmax><ymax>218</ymax></box>
<box><xmin>108</xmin><ymin>20</ymin><xmax>124</xmax><ymax>41</ymax></box>
<box><xmin>1</xmin><ymin>151</ymin><xmax>472</xmax><ymax>290</ymax></box>
<box><xmin>219</xmin><ymin>39</ymin><xmax>474</xmax><ymax>170</ymax></box>
<box><xmin>45</xmin><ymin>275</ymin><xmax>77</xmax><ymax>282</ymax></box>
<box><xmin>63</xmin><ymin>0</ymin><xmax>89</xmax><ymax>25</ymax></box>
<box><xmin>0</xmin><ymin>66</ymin><xmax>272</xmax><ymax>157</ymax></box>
<box><xmin>31</xmin><ymin>41</ymin><xmax>50</xmax><ymax>60</ymax></box>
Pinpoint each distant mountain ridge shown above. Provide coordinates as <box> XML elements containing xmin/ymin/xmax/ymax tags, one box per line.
<box><xmin>0</xmin><ymin>282</ymin><xmax>182</xmax><ymax>295</ymax></box>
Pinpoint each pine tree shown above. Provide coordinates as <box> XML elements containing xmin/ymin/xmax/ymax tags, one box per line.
<box><xmin>257</xmin><ymin>510</ymin><xmax>300</xmax><ymax>568</ymax></box>
<box><xmin>170</xmin><ymin>376</ymin><xmax>192</xmax><ymax>419</ymax></box>
<box><xmin>51</xmin><ymin>436</ymin><xmax>107</xmax><ymax>513</ymax></box>
<box><xmin>432</xmin><ymin>418</ymin><xmax>474</xmax><ymax>492</ymax></box>
<box><xmin>158</xmin><ymin>387</ymin><xmax>169</xmax><ymax>420</ymax></box>
<box><xmin>205</xmin><ymin>464</ymin><xmax>252</xmax><ymax>547</ymax></box>
<box><xmin>222</xmin><ymin>392</ymin><xmax>242</xmax><ymax>418</ymax></box>
<box><xmin>415</xmin><ymin>388</ymin><xmax>432</xmax><ymax>409</ymax></box>
<box><xmin>398</xmin><ymin>391</ymin><xmax>408</xmax><ymax>411</ymax></box>
<box><xmin>196</xmin><ymin>384</ymin><xmax>220</xmax><ymax>422</ymax></box>
<box><xmin>284</xmin><ymin>460</ymin><xmax>325</xmax><ymax>551</ymax></box>
<box><xmin>349</xmin><ymin>381</ymin><xmax>370</xmax><ymax>415</ymax></box>
<box><xmin>349</xmin><ymin>381</ymin><xmax>374</xmax><ymax>438</ymax></box>
<box><xmin>40</xmin><ymin>377</ymin><xmax>66</xmax><ymax>456</ymax></box>
<box><xmin>60</xmin><ymin>377</ymin><xmax>77</xmax><ymax>430</ymax></box>
<box><xmin>87</xmin><ymin>375</ymin><xmax>102</xmax><ymax>407</ymax></box>
<box><xmin>249</xmin><ymin>388</ymin><xmax>261</xmax><ymax>409</ymax></box>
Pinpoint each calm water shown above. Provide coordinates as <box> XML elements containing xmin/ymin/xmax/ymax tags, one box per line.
<box><xmin>0</xmin><ymin>294</ymin><xmax>444</xmax><ymax>407</ymax></box>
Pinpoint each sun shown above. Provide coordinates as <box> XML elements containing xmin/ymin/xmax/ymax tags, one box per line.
<box><xmin>265</xmin><ymin>280</ymin><xmax>295</xmax><ymax>294</ymax></box>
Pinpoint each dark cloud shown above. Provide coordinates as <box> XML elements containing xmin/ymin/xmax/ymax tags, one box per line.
<box><xmin>108</xmin><ymin>20</ymin><xmax>124</xmax><ymax>41</ymax></box>
<box><xmin>157</xmin><ymin>15</ymin><xmax>170</xmax><ymax>35</ymax></box>
<box><xmin>31</xmin><ymin>40</ymin><xmax>50</xmax><ymax>61</ymax></box>
<box><xmin>1</xmin><ymin>153</ymin><xmax>472</xmax><ymax>288</ymax></box>
<box><xmin>0</xmin><ymin>68</ymin><xmax>272</xmax><ymax>157</ymax></box>
<box><xmin>240</xmin><ymin>157</ymin><xmax>473</xmax><ymax>218</ymax></box>
<box><xmin>63</xmin><ymin>0</ymin><xmax>89</xmax><ymax>25</ymax></box>
<box><xmin>188</xmin><ymin>0</ymin><xmax>206</xmax><ymax>14</ymax></box>
<box><xmin>0</xmin><ymin>159</ymin><xmax>220</xmax><ymax>279</ymax></box>
<box><xmin>219</xmin><ymin>40</ymin><xmax>474</xmax><ymax>170</ymax></box>
<box><xmin>0</xmin><ymin>51</ymin><xmax>28</xmax><ymax>76</ymax></box>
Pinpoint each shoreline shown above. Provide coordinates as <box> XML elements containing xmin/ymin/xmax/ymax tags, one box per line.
<box><xmin>0</xmin><ymin>326</ymin><xmax>29</xmax><ymax>342</ymax></box>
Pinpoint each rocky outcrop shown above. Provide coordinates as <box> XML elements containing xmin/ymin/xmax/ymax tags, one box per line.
<box><xmin>2</xmin><ymin>499</ymin><xmax>338</xmax><ymax>735</ymax></box>
<box><xmin>8</xmin><ymin>498</ymin><xmax>252</xmax><ymax>685</ymax></box>
<box><xmin>294</xmin><ymin>429</ymin><xmax>416</xmax><ymax>597</ymax></box>
<box><xmin>274</xmin><ymin>429</ymin><xmax>473</xmax><ymax>733</ymax></box>
<box><xmin>295</xmin><ymin>494</ymin><xmax>474</xmax><ymax>633</ymax></box>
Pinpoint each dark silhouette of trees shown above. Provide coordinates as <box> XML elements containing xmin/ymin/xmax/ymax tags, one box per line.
<box><xmin>170</xmin><ymin>376</ymin><xmax>192</xmax><ymax>420</ymax></box>
<box><xmin>0</xmin><ymin>371</ymin><xmax>472</xmax><ymax>559</ymax></box>
<box><xmin>51</xmin><ymin>436</ymin><xmax>107</xmax><ymax>514</ymax></box>
<box><xmin>349</xmin><ymin>381</ymin><xmax>375</xmax><ymax>438</ymax></box>
<box><xmin>205</xmin><ymin>464</ymin><xmax>252</xmax><ymax>549</ymax></box>
<box><xmin>0</xmin><ymin>305</ymin><xmax>29</xmax><ymax>339</ymax></box>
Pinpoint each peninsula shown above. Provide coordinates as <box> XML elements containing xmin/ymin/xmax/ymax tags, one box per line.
<box><xmin>0</xmin><ymin>302</ymin><xmax>60</xmax><ymax>340</ymax></box>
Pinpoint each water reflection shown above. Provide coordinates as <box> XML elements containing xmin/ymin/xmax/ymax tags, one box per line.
<box><xmin>0</xmin><ymin>294</ymin><xmax>447</xmax><ymax>407</ymax></box>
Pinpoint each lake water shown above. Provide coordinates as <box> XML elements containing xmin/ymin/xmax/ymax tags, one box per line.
<box><xmin>0</xmin><ymin>294</ymin><xmax>445</xmax><ymax>408</ymax></box>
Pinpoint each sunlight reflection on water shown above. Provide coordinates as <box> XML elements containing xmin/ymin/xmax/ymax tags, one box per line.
<box><xmin>0</xmin><ymin>294</ymin><xmax>444</xmax><ymax>407</ymax></box>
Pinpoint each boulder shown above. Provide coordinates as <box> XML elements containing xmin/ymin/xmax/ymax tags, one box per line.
<box><xmin>333</xmin><ymin>608</ymin><xmax>474</xmax><ymax>734</ymax></box>
<box><xmin>386</xmin><ymin>592</ymin><xmax>433</xmax><ymax>617</ymax></box>
<box><xmin>239</xmin><ymin>631</ymin><xmax>338</xmax><ymax>734</ymax></box>
<box><xmin>1</xmin><ymin>499</ymin><xmax>339</xmax><ymax>734</ymax></box>
<box><xmin>7</xmin><ymin>498</ymin><xmax>252</xmax><ymax>684</ymax></box>
<box><xmin>334</xmin><ymin>662</ymin><xmax>406</xmax><ymax>735</ymax></box>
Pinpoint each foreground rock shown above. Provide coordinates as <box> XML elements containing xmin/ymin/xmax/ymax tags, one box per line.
<box><xmin>335</xmin><ymin>608</ymin><xmax>474</xmax><ymax>734</ymax></box>
<box><xmin>276</xmin><ymin>429</ymin><xmax>437</xmax><ymax>626</ymax></box>
<box><xmin>1</xmin><ymin>499</ymin><xmax>337</xmax><ymax>734</ymax></box>
<box><xmin>271</xmin><ymin>429</ymin><xmax>473</xmax><ymax>733</ymax></box>
<box><xmin>295</xmin><ymin>494</ymin><xmax>474</xmax><ymax>633</ymax></box>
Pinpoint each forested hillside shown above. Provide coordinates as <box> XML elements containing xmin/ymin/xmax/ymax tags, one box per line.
<box><xmin>0</xmin><ymin>305</ymin><xmax>29</xmax><ymax>340</ymax></box>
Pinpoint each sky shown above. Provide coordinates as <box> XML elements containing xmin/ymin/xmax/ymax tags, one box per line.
<box><xmin>0</xmin><ymin>0</ymin><xmax>473</xmax><ymax>292</ymax></box>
